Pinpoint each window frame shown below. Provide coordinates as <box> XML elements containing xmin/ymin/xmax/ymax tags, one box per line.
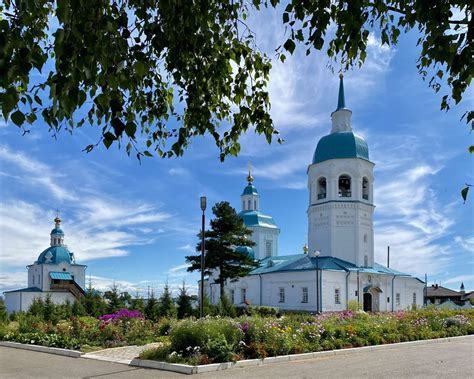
<box><xmin>334</xmin><ymin>288</ymin><xmax>341</xmax><ymax>304</ymax></box>
<box><xmin>279</xmin><ymin>287</ymin><xmax>285</xmax><ymax>303</ymax></box>
<box><xmin>301</xmin><ymin>287</ymin><xmax>308</xmax><ymax>303</ymax></box>
<box><xmin>241</xmin><ymin>288</ymin><xmax>247</xmax><ymax>303</ymax></box>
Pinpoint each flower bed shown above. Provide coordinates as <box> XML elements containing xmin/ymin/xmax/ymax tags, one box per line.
<box><xmin>1</xmin><ymin>308</ymin><xmax>472</xmax><ymax>358</ymax></box>
<box><xmin>139</xmin><ymin>308</ymin><xmax>474</xmax><ymax>364</ymax></box>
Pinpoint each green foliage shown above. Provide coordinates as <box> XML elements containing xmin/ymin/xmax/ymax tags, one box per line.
<box><xmin>0</xmin><ymin>1</ymin><xmax>470</xmax><ymax>168</ymax></box>
<box><xmin>0</xmin><ymin>0</ymin><xmax>275</xmax><ymax>161</ymax></box>
<box><xmin>80</xmin><ymin>288</ymin><xmax>107</xmax><ymax>317</ymax></box>
<box><xmin>186</xmin><ymin>201</ymin><xmax>258</xmax><ymax>300</ymax></box>
<box><xmin>144</xmin><ymin>292</ymin><xmax>160</xmax><ymax>322</ymax></box>
<box><xmin>347</xmin><ymin>300</ymin><xmax>362</xmax><ymax>311</ymax></box>
<box><xmin>3</xmin><ymin>331</ymin><xmax>81</xmax><ymax>350</ymax></box>
<box><xmin>169</xmin><ymin>318</ymin><xmax>243</xmax><ymax>363</ymax></box>
<box><xmin>0</xmin><ymin>299</ymin><xmax>7</xmax><ymax>323</ymax></box>
<box><xmin>104</xmin><ymin>284</ymin><xmax>126</xmax><ymax>313</ymax></box>
<box><xmin>159</xmin><ymin>283</ymin><xmax>177</xmax><ymax>319</ymax></box>
<box><xmin>176</xmin><ymin>282</ymin><xmax>194</xmax><ymax>319</ymax></box>
<box><xmin>71</xmin><ymin>300</ymin><xmax>86</xmax><ymax>317</ymax></box>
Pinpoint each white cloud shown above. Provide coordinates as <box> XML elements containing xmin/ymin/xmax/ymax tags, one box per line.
<box><xmin>178</xmin><ymin>244</ymin><xmax>195</xmax><ymax>252</ymax></box>
<box><xmin>455</xmin><ymin>236</ymin><xmax>474</xmax><ymax>253</ymax></box>
<box><xmin>443</xmin><ymin>275</ymin><xmax>474</xmax><ymax>286</ymax></box>
<box><xmin>0</xmin><ymin>145</ymin><xmax>76</xmax><ymax>201</ymax></box>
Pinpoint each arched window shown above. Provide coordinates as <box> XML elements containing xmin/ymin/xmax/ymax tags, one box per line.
<box><xmin>317</xmin><ymin>177</ymin><xmax>327</xmax><ymax>199</ymax></box>
<box><xmin>362</xmin><ymin>177</ymin><xmax>369</xmax><ymax>200</ymax></box>
<box><xmin>248</xmin><ymin>200</ymin><xmax>251</xmax><ymax>210</ymax></box>
<box><xmin>242</xmin><ymin>201</ymin><xmax>245</xmax><ymax>210</ymax></box>
<box><xmin>254</xmin><ymin>200</ymin><xmax>257</xmax><ymax>209</ymax></box>
<box><xmin>338</xmin><ymin>175</ymin><xmax>351</xmax><ymax>197</ymax></box>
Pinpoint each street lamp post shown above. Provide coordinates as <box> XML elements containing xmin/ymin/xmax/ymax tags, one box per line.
<box><xmin>314</xmin><ymin>250</ymin><xmax>321</xmax><ymax>313</ymax></box>
<box><xmin>200</xmin><ymin>196</ymin><xmax>207</xmax><ymax>318</ymax></box>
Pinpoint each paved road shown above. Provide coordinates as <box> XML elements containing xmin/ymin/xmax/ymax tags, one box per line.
<box><xmin>1</xmin><ymin>337</ymin><xmax>473</xmax><ymax>379</ymax></box>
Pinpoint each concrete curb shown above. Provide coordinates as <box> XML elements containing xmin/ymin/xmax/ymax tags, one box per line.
<box><xmin>128</xmin><ymin>334</ymin><xmax>474</xmax><ymax>375</ymax></box>
<box><xmin>0</xmin><ymin>341</ymin><xmax>83</xmax><ymax>358</ymax></box>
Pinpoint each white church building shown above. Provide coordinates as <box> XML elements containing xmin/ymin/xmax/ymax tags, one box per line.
<box><xmin>4</xmin><ymin>216</ymin><xmax>86</xmax><ymax>314</ymax></box>
<box><xmin>205</xmin><ymin>75</ymin><xmax>425</xmax><ymax>312</ymax></box>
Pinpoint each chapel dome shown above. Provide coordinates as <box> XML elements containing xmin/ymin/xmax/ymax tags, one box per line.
<box><xmin>235</xmin><ymin>246</ymin><xmax>255</xmax><ymax>259</ymax></box>
<box><xmin>312</xmin><ymin>131</ymin><xmax>369</xmax><ymax>164</ymax></box>
<box><xmin>36</xmin><ymin>246</ymin><xmax>73</xmax><ymax>265</ymax></box>
<box><xmin>50</xmin><ymin>227</ymin><xmax>64</xmax><ymax>235</ymax></box>
<box><xmin>242</xmin><ymin>184</ymin><xmax>258</xmax><ymax>196</ymax></box>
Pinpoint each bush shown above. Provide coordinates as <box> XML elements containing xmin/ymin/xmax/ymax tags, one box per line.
<box><xmin>170</xmin><ymin>318</ymin><xmax>243</xmax><ymax>362</ymax></box>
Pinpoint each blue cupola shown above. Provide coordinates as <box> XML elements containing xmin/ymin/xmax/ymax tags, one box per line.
<box><xmin>36</xmin><ymin>216</ymin><xmax>75</xmax><ymax>264</ymax></box>
<box><xmin>241</xmin><ymin>170</ymin><xmax>260</xmax><ymax>211</ymax></box>
<box><xmin>312</xmin><ymin>74</ymin><xmax>370</xmax><ymax>164</ymax></box>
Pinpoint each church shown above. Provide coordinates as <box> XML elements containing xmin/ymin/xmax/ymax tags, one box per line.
<box><xmin>4</xmin><ymin>216</ymin><xmax>86</xmax><ymax>314</ymax></box>
<box><xmin>205</xmin><ymin>75</ymin><xmax>425</xmax><ymax>312</ymax></box>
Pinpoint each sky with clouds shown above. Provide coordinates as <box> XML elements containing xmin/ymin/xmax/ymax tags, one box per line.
<box><xmin>1</xmin><ymin>7</ymin><xmax>473</xmax><ymax>297</ymax></box>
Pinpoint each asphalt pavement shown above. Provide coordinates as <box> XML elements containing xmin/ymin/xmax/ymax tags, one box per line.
<box><xmin>0</xmin><ymin>336</ymin><xmax>472</xmax><ymax>378</ymax></box>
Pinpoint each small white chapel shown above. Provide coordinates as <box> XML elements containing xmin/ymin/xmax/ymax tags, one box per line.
<box><xmin>204</xmin><ymin>75</ymin><xmax>425</xmax><ymax>312</ymax></box>
<box><xmin>4</xmin><ymin>216</ymin><xmax>86</xmax><ymax>314</ymax></box>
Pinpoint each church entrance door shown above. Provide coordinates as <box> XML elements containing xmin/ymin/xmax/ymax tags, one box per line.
<box><xmin>363</xmin><ymin>293</ymin><xmax>372</xmax><ymax>312</ymax></box>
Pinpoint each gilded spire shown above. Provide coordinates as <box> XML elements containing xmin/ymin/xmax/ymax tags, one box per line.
<box><xmin>54</xmin><ymin>209</ymin><xmax>61</xmax><ymax>226</ymax></box>
<box><xmin>336</xmin><ymin>72</ymin><xmax>346</xmax><ymax>111</ymax></box>
<box><xmin>247</xmin><ymin>162</ymin><xmax>254</xmax><ymax>184</ymax></box>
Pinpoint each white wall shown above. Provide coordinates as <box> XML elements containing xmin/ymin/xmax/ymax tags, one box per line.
<box><xmin>209</xmin><ymin>269</ymin><xmax>425</xmax><ymax>313</ymax></box>
<box><xmin>4</xmin><ymin>291</ymin><xmax>77</xmax><ymax>314</ymax></box>
<box><xmin>307</xmin><ymin>158</ymin><xmax>375</xmax><ymax>267</ymax></box>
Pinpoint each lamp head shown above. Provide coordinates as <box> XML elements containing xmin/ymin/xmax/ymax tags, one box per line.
<box><xmin>200</xmin><ymin>196</ymin><xmax>207</xmax><ymax>211</ymax></box>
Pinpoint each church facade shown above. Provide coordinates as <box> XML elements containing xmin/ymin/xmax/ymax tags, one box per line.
<box><xmin>4</xmin><ymin>217</ymin><xmax>86</xmax><ymax>314</ymax></box>
<box><xmin>205</xmin><ymin>75</ymin><xmax>425</xmax><ymax>312</ymax></box>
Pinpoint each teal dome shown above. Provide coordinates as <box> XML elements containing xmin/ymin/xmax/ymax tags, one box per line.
<box><xmin>51</xmin><ymin>227</ymin><xmax>64</xmax><ymax>235</ymax></box>
<box><xmin>235</xmin><ymin>246</ymin><xmax>255</xmax><ymax>259</ymax></box>
<box><xmin>313</xmin><ymin>131</ymin><xmax>369</xmax><ymax>164</ymax></box>
<box><xmin>242</xmin><ymin>185</ymin><xmax>258</xmax><ymax>196</ymax></box>
<box><xmin>37</xmin><ymin>246</ymin><xmax>73</xmax><ymax>265</ymax></box>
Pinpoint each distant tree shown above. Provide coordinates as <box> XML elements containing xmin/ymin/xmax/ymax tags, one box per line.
<box><xmin>104</xmin><ymin>283</ymin><xmax>125</xmax><ymax>313</ymax></box>
<box><xmin>80</xmin><ymin>286</ymin><xmax>107</xmax><ymax>317</ymax></box>
<box><xmin>71</xmin><ymin>299</ymin><xmax>86</xmax><ymax>317</ymax></box>
<box><xmin>144</xmin><ymin>291</ymin><xmax>160</xmax><ymax>322</ymax></box>
<box><xmin>28</xmin><ymin>297</ymin><xmax>45</xmax><ymax>317</ymax></box>
<box><xmin>159</xmin><ymin>282</ymin><xmax>177</xmax><ymax>319</ymax></box>
<box><xmin>43</xmin><ymin>294</ymin><xmax>56</xmax><ymax>322</ymax></box>
<box><xmin>130</xmin><ymin>296</ymin><xmax>145</xmax><ymax>314</ymax></box>
<box><xmin>186</xmin><ymin>201</ymin><xmax>258</xmax><ymax>301</ymax></box>
<box><xmin>119</xmin><ymin>291</ymin><xmax>133</xmax><ymax>308</ymax></box>
<box><xmin>0</xmin><ymin>298</ymin><xmax>7</xmax><ymax>323</ymax></box>
<box><xmin>59</xmin><ymin>299</ymin><xmax>73</xmax><ymax>319</ymax></box>
<box><xmin>176</xmin><ymin>281</ymin><xmax>193</xmax><ymax>319</ymax></box>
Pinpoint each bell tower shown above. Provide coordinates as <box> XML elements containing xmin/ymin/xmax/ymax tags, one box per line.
<box><xmin>307</xmin><ymin>74</ymin><xmax>375</xmax><ymax>267</ymax></box>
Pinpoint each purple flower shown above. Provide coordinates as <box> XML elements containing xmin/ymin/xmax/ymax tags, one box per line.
<box><xmin>99</xmin><ymin>309</ymin><xmax>144</xmax><ymax>323</ymax></box>
<box><xmin>239</xmin><ymin>321</ymin><xmax>249</xmax><ymax>333</ymax></box>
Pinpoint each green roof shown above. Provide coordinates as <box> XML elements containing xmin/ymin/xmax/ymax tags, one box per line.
<box><xmin>250</xmin><ymin>254</ymin><xmax>416</xmax><ymax>277</ymax></box>
<box><xmin>239</xmin><ymin>210</ymin><xmax>279</xmax><ymax>229</ymax></box>
<box><xmin>49</xmin><ymin>271</ymin><xmax>73</xmax><ymax>280</ymax></box>
<box><xmin>312</xmin><ymin>131</ymin><xmax>369</xmax><ymax>164</ymax></box>
<box><xmin>3</xmin><ymin>287</ymin><xmax>41</xmax><ymax>294</ymax></box>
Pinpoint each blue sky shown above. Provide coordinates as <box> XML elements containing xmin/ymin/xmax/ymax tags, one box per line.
<box><xmin>1</xmin><ymin>8</ymin><xmax>473</xmax><ymax>296</ymax></box>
